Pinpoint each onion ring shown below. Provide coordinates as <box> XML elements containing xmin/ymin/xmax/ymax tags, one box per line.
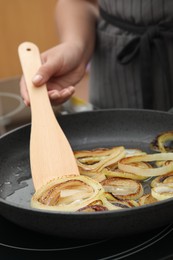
<box><xmin>150</xmin><ymin>131</ymin><xmax>173</xmax><ymax>152</ymax></box>
<box><xmin>138</xmin><ymin>194</ymin><xmax>158</xmax><ymax>206</ymax></box>
<box><xmin>76</xmin><ymin>146</ymin><xmax>125</xmax><ymax>172</ymax></box>
<box><xmin>31</xmin><ymin>175</ymin><xmax>104</xmax><ymax>212</ymax></box>
<box><xmin>118</xmin><ymin>153</ymin><xmax>173</xmax><ymax>177</ymax></box>
<box><xmin>151</xmin><ymin>172</ymin><xmax>173</xmax><ymax>187</ymax></box>
<box><xmin>151</xmin><ymin>184</ymin><xmax>173</xmax><ymax>201</ymax></box>
<box><xmin>102</xmin><ymin>162</ymin><xmax>151</xmax><ymax>180</ymax></box>
<box><xmin>101</xmin><ymin>177</ymin><xmax>143</xmax><ymax>200</ymax></box>
<box><xmin>104</xmin><ymin>192</ymin><xmax>139</xmax><ymax>208</ymax></box>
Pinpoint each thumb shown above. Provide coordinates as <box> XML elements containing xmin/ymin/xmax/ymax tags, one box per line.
<box><xmin>32</xmin><ymin>63</ymin><xmax>54</xmax><ymax>86</ymax></box>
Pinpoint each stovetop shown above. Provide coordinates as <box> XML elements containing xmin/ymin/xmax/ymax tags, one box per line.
<box><xmin>0</xmin><ymin>215</ymin><xmax>173</xmax><ymax>260</ymax></box>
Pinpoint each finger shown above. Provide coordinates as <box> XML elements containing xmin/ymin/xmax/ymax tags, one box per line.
<box><xmin>32</xmin><ymin>65</ymin><xmax>49</xmax><ymax>86</ymax></box>
<box><xmin>19</xmin><ymin>76</ymin><xmax>30</xmax><ymax>106</ymax></box>
<box><xmin>48</xmin><ymin>86</ymin><xmax>75</xmax><ymax>106</ymax></box>
<box><xmin>32</xmin><ymin>61</ymin><xmax>56</xmax><ymax>87</ymax></box>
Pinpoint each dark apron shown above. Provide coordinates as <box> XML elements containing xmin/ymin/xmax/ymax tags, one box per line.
<box><xmin>89</xmin><ymin>2</ymin><xmax>173</xmax><ymax>111</ymax></box>
<box><xmin>100</xmin><ymin>7</ymin><xmax>173</xmax><ymax>109</ymax></box>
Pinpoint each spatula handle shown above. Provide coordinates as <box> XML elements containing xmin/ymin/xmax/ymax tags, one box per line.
<box><xmin>18</xmin><ymin>42</ymin><xmax>51</xmax><ymax>117</ymax></box>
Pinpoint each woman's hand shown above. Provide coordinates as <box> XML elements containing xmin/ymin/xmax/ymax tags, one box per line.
<box><xmin>20</xmin><ymin>42</ymin><xmax>86</xmax><ymax>106</ymax></box>
<box><xmin>20</xmin><ymin>0</ymin><xmax>98</xmax><ymax>106</ymax></box>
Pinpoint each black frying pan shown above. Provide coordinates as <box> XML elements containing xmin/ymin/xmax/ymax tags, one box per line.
<box><xmin>0</xmin><ymin>108</ymin><xmax>173</xmax><ymax>240</ymax></box>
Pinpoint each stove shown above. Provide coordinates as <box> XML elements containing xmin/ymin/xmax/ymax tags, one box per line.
<box><xmin>0</xmin><ymin>215</ymin><xmax>172</xmax><ymax>260</ymax></box>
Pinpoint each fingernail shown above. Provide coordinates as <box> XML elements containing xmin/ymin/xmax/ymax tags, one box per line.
<box><xmin>69</xmin><ymin>86</ymin><xmax>75</xmax><ymax>92</ymax></box>
<box><xmin>32</xmin><ymin>74</ymin><xmax>43</xmax><ymax>84</ymax></box>
<box><xmin>49</xmin><ymin>91</ymin><xmax>60</xmax><ymax>99</ymax></box>
<box><xmin>62</xmin><ymin>86</ymin><xmax>74</xmax><ymax>95</ymax></box>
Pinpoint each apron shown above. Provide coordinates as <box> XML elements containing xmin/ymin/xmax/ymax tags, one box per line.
<box><xmin>89</xmin><ymin>0</ymin><xmax>173</xmax><ymax>111</ymax></box>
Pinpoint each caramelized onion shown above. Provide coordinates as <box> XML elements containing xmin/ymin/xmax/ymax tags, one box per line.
<box><xmin>104</xmin><ymin>192</ymin><xmax>139</xmax><ymax>208</ymax></box>
<box><xmin>75</xmin><ymin>146</ymin><xmax>125</xmax><ymax>173</ymax></box>
<box><xmin>102</xmin><ymin>162</ymin><xmax>151</xmax><ymax>180</ymax></box>
<box><xmin>99</xmin><ymin>195</ymin><xmax>124</xmax><ymax>210</ymax></box>
<box><xmin>150</xmin><ymin>131</ymin><xmax>173</xmax><ymax>152</ymax></box>
<box><xmin>151</xmin><ymin>171</ymin><xmax>173</xmax><ymax>201</ymax></box>
<box><xmin>138</xmin><ymin>194</ymin><xmax>158</xmax><ymax>206</ymax></box>
<box><xmin>31</xmin><ymin>175</ymin><xmax>104</xmax><ymax>212</ymax></box>
<box><xmin>78</xmin><ymin>199</ymin><xmax>108</xmax><ymax>212</ymax></box>
<box><xmin>151</xmin><ymin>184</ymin><xmax>173</xmax><ymax>201</ymax></box>
<box><xmin>151</xmin><ymin>172</ymin><xmax>173</xmax><ymax>187</ymax></box>
<box><xmin>31</xmin><ymin>133</ymin><xmax>173</xmax><ymax>212</ymax></box>
<box><xmin>78</xmin><ymin>205</ymin><xmax>108</xmax><ymax>212</ymax></box>
<box><xmin>101</xmin><ymin>177</ymin><xmax>143</xmax><ymax>200</ymax></box>
<box><xmin>118</xmin><ymin>153</ymin><xmax>173</xmax><ymax>177</ymax></box>
<box><xmin>79</xmin><ymin>171</ymin><xmax>106</xmax><ymax>182</ymax></box>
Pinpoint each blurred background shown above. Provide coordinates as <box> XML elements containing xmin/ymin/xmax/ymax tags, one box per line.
<box><xmin>0</xmin><ymin>0</ymin><xmax>89</xmax><ymax>135</ymax></box>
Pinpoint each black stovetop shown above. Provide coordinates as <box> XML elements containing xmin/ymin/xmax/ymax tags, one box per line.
<box><xmin>0</xmin><ymin>215</ymin><xmax>173</xmax><ymax>260</ymax></box>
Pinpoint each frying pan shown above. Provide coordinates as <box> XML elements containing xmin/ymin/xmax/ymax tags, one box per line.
<box><xmin>0</xmin><ymin>108</ymin><xmax>173</xmax><ymax>240</ymax></box>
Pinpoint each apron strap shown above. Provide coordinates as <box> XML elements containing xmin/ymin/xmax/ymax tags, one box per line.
<box><xmin>100</xmin><ymin>8</ymin><xmax>173</xmax><ymax>109</ymax></box>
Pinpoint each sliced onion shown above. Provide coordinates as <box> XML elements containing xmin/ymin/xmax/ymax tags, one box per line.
<box><xmin>151</xmin><ymin>184</ymin><xmax>173</xmax><ymax>201</ymax></box>
<box><xmin>76</xmin><ymin>146</ymin><xmax>125</xmax><ymax>172</ymax></box>
<box><xmin>138</xmin><ymin>194</ymin><xmax>158</xmax><ymax>206</ymax></box>
<box><xmin>118</xmin><ymin>153</ymin><xmax>173</xmax><ymax>177</ymax></box>
<box><xmin>99</xmin><ymin>195</ymin><xmax>123</xmax><ymax>210</ymax></box>
<box><xmin>74</xmin><ymin>147</ymin><xmax>122</xmax><ymax>164</ymax></box>
<box><xmin>78</xmin><ymin>200</ymin><xmax>108</xmax><ymax>212</ymax></box>
<box><xmin>104</xmin><ymin>192</ymin><xmax>139</xmax><ymax>207</ymax></box>
<box><xmin>151</xmin><ymin>172</ymin><xmax>173</xmax><ymax>187</ymax></box>
<box><xmin>78</xmin><ymin>205</ymin><xmax>108</xmax><ymax>212</ymax></box>
<box><xmin>150</xmin><ymin>131</ymin><xmax>173</xmax><ymax>152</ymax></box>
<box><xmin>75</xmin><ymin>147</ymin><xmax>118</xmax><ymax>158</ymax></box>
<box><xmin>80</xmin><ymin>171</ymin><xmax>107</xmax><ymax>182</ymax></box>
<box><xmin>31</xmin><ymin>139</ymin><xmax>173</xmax><ymax>212</ymax></box>
<box><xmin>101</xmin><ymin>177</ymin><xmax>143</xmax><ymax>200</ymax></box>
<box><xmin>102</xmin><ymin>162</ymin><xmax>151</xmax><ymax>180</ymax></box>
<box><xmin>31</xmin><ymin>175</ymin><xmax>104</xmax><ymax>212</ymax></box>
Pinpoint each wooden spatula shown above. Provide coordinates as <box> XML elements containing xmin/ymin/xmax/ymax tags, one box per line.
<box><xmin>18</xmin><ymin>42</ymin><xmax>80</xmax><ymax>191</ymax></box>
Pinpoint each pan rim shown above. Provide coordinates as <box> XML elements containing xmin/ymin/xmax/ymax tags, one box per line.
<box><xmin>0</xmin><ymin>108</ymin><xmax>172</xmax><ymax>140</ymax></box>
<box><xmin>0</xmin><ymin>195</ymin><xmax>173</xmax><ymax>216</ymax></box>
